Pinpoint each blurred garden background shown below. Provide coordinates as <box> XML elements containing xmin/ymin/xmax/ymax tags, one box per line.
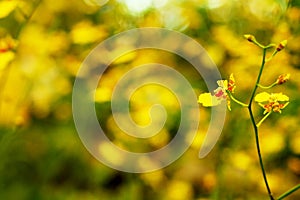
<box><xmin>1</xmin><ymin>0</ymin><xmax>300</xmax><ymax>199</ymax></box>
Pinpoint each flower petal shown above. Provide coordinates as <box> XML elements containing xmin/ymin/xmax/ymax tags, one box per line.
<box><xmin>217</xmin><ymin>80</ymin><xmax>228</xmax><ymax>89</ymax></box>
<box><xmin>228</xmin><ymin>73</ymin><xmax>236</xmax><ymax>93</ymax></box>
<box><xmin>214</xmin><ymin>87</ymin><xmax>226</xmax><ymax>99</ymax></box>
<box><xmin>0</xmin><ymin>51</ymin><xmax>15</xmax><ymax>70</ymax></box>
<box><xmin>276</xmin><ymin>93</ymin><xmax>289</xmax><ymax>102</ymax></box>
<box><xmin>227</xmin><ymin>98</ymin><xmax>231</xmax><ymax>111</ymax></box>
<box><xmin>198</xmin><ymin>93</ymin><xmax>221</xmax><ymax>107</ymax></box>
<box><xmin>255</xmin><ymin>92</ymin><xmax>270</xmax><ymax>103</ymax></box>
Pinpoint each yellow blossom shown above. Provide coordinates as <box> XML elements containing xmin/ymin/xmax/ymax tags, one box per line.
<box><xmin>198</xmin><ymin>74</ymin><xmax>236</xmax><ymax>110</ymax></box>
<box><xmin>255</xmin><ymin>92</ymin><xmax>289</xmax><ymax>114</ymax></box>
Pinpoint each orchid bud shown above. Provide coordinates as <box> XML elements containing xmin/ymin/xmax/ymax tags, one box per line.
<box><xmin>244</xmin><ymin>34</ymin><xmax>256</xmax><ymax>42</ymax></box>
<box><xmin>276</xmin><ymin>40</ymin><xmax>287</xmax><ymax>51</ymax></box>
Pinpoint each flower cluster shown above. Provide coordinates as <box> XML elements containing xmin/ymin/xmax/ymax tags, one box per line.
<box><xmin>199</xmin><ymin>35</ymin><xmax>291</xmax><ymax>116</ymax></box>
<box><xmin>198</xmin><ymin>34</ymin><xmax>299</xmax><ymax>200</ymax></box>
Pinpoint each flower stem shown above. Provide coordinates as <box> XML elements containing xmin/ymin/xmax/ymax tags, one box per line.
<box><xmin>257</xmin><ymin>82</ymin><xmax>277</xmax><ymax>89</ymax></box>
<box><xmin>256</xmin><ymin>111</ymin><xmax>272</xmax><ymax>128</ymax></box>
<box><xmin>227</xmin><ymin>91</ymin><xmax>248</xmax><ymax>107</ymax></box>
<box><xmin>248</xmin><ymin>48</ymin><xmax>274</xmax><ymax>200</ymax></box>
<box><xmin>266</xmin><ymin>49</ymin><xmax>278</xmax><ymax>62</ymax></box>
<box><xmin>277</xmin><ymin>184</ymin><xmax>300</xmax><ymax>200</ymax></box>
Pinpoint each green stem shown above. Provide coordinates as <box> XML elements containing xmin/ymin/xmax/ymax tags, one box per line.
<box><xmin>252</xmin><ymin>41</ymin><xmax>275</xmax><ymax>50</ymax></box>
<box><xmin>277</xmin><ymin>184</ymin><xmax>300</xmax><ymax>200</ymax></box>
<box><xmin>248</xmin><ymin>48</ymin><xmax>274</xmax><ymax>200</ymax></box>
<box><xmin>256</xmin><ymin>111</ymin><xmax>272</xmax><ymax>128</ymax></box>
<box><xmin>252</xmin><ymin>40</ymin><xmax>265</xmax><ymax>49</ymax></box>
<box><xmin>257</xmin><ymin>82</ymin><xmax>277</xmax><ymax>89</ymax></box>
<box><xmin>266</xmin><ymin>49</ymin><xmax>278</xmax><ymax>62</ymax></box>
<box><xmin>227</xmin><ymin>91</ymin><xmax>248</xmax><ymax>107</ymax></box>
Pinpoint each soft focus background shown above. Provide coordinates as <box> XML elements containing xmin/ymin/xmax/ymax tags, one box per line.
<box><xmin>0</xmin><ymin>0</ymin><xmax>300</xmax><ymax>199</ymax></box>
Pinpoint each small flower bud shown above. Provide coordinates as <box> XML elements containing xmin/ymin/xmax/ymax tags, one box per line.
<box><xmin>244</xmin><ymin>34</ymin><xmax>256</xmax><ymax>42</ymax></box>
<box><xmin>276</xmin><ymin>73</ymin><xmax>290</xmax><ymax>84</ymax></box>
<box><xmin>276</xmin><ymin>40</ymin><xmax>287</xmax><ymax>51</ymax></box>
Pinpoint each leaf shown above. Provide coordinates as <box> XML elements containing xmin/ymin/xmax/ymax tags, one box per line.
<box><xmin>290</xmin><ymin>0</ymin><xmax>300</xmax><ymax>7</ymax></box>
<box><xmin>0</xmin><ymin>1</ymin><xmax>18</xmax><ymax>19</ymax></box>
<box><xmin>198</xmin><ymin>93</ymin><xmax>220</xmax><ymax>107</ymax></box>
<box><xmin>71</xmin><ymin>21</ymin><xmax>107</xmax><ymax>44</ymax></box>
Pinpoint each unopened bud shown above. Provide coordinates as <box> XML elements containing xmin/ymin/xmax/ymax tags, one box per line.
<box><xmin>244</xmin><ymin>34</ymin><xmax>256</xmax><ymax>42</ymax></box>
<box><xmin>276</xmin><ymin>73</ymin><xmax>290</xmax><ymax>84</ymax></box>
<box><xmin>276</xmin><ymin>40</ymin><xmax>287</xmax><ymax>51</ymax></box>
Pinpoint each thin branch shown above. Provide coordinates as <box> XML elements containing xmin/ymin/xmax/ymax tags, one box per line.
<box><xmin>257</xmin><ymin>82</ymin><xmax>277</xmax><ymax>89</ymax></box>
<box><xmin>256</xmin><ymin>111</ymin><xmax>272</xmax><ymax>128</ymax></box>
<box><xmin>248</xmin><ymin>48</ymin><xmax>274</xmax><ymax>200</ymax></box>
<box><xmin>277</xmin><ymin>184</ymin><xmax>300</xmax><ymax>200</ymax></box>
<box><xmin>227</xmin><ymin>91</ymin><xmax>248</xmax><ymax>107</ymax></box>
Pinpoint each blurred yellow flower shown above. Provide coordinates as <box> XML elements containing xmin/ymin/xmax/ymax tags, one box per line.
<box><xmin>0</xmin><ymin>35</ymin><xmax>18</xmax><ymax>53</ymax></box>
<box><xmin>255</xmin><ymin>92</ymin><xmax>289</xmax><ymax>114</ymax></box>
<box><xmin>0</xmin><ymin>51</ymin><xmax>15</xmax><ymax>70</ymax></box>
<box><xmin>0</xmin><ymin>1</ymin><xmax>18</xmax><ymax>19</ymax></box>
<box><xmin>0</xmin><ymin>35</ymin><xmax>18</xmax><ymax>69</ymax></box>
<box><xmin>166</xmin><ymin>180</ymin><xmax>193</xmax><ymax>200</ymax></box>
<box><xmin>71</xmin><ymin>21</ymin><xmax>107</xmax><ymax>44</ymax></box>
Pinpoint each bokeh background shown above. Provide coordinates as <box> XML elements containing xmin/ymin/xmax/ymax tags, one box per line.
<box><xmin>0</xmin><ymin>0</ymin><xmax>300</xmax><ymax>199</ymax></box>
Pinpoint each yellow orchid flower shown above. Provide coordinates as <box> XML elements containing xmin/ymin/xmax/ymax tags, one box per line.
<box><xmin>198</xmin><ymin>74</ymin><xmax>236</xmax><ymax>110</ymax></box>
<box><xmin>255</xmin><ymin>92</ymin><xmax>289</xmax><ymax>114</ymax></box>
